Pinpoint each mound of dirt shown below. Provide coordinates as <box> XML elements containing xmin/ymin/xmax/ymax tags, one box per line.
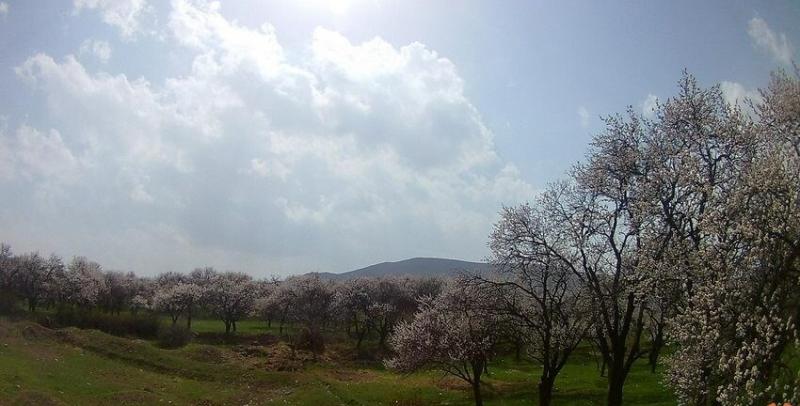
<box><xmin>261</xmin><ymin>342</ymin><xmax>305</xmax><ymax>371</ymax></box>
<box><xmin>232</xmin><ymin>345</ymin><xmax>270</xmax><ymax>358</ymax></box>
<box><xmin>0</xmin><ymin>323</ymin><xmax>10</xmax><ymax>338</ymax></box>
<box><xmin>19</xmin><ymin>323</ymin><xmax>57</xmax><ymax>341</ymax></box>
<box><xmin>185</xmin><ymin>345</ymin><xmax>226</xmax><ymax>364</ymax></box>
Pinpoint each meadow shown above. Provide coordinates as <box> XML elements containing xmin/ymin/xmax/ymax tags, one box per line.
<box><xmin>0</xmin><ymin>315</ymin><xmax>674</xmax><ymax>405</ymax></box>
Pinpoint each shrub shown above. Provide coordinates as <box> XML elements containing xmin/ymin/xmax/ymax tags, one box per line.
<box><xmin>50</xmin><ymin>307</ymin><xmax>161</xmax><ymax>339</ymax></box>
<box><xmin>292</xmin><ymin>327</ymin><xmax>325</xmax><ymax>354</ymax></box>
<box><xmin>157</xmin><ymin>324</ymin><xmax>194</xmax><ymax>349</ymax></box>
<box><xmin>0</xmin><ymin>291</ymin><xmax>21</xmax><ymax>316</ymax></box>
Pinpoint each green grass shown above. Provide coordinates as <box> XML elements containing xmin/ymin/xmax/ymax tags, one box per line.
<box><xmin>0</xmin><ymin>333</ymin><xmax>231</xmax><ymax>404</ymax></box>
<box><xmin>169</xmin><ymin>316</ymin><xmax>300</xmax><ymax>337</ymax></box>
<box><xmin>0</xmin><ymin>317</ymin><xmax>676</xmax><ymax>405</ymax></box>
<box><xmin>187</xmin><ymin>317</ymin><xmax>283</xmax><ymax>335</ymax></box>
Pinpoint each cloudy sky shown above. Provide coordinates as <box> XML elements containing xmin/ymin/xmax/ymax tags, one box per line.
<box><xmin>0</xmin><ymin>1</ymin><xmax>797</xmax><ymax>276</ymax></box>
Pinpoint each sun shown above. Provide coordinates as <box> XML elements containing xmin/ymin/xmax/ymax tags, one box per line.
<box><xmin>296</xmin><ymin>0</ymin><xmax>358</xmax><ymax>15</ymax></box>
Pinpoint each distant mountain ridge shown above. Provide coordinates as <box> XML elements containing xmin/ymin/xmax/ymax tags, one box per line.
<box><xmin>315</xmin><ymin>257</ymin><xmax>492</xmax><ymax>280</ymax></box>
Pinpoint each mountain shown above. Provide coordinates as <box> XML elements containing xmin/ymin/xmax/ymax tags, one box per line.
<box><xmin>315</xmin><ymin>257</ymin><xmax>492</xmax><ymax>280</ymax></box>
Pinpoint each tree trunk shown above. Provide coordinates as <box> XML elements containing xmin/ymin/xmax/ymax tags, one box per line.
<box><xmin>648</xmin><ymin>329</ymin><xmax>664</xmax><ymax>373</ymax></box>
<box><xmin>599</xmin><ymin>357</ymin><xmax>607</xmax><ymax>377</ymax></box>
<box><xmin>186</xmin><ymin>313</ymin><xmax>192</xmax><ymax>329</ymax></box>
<box><xmin>606</xmin><ymin>363</ymin><xmax>626</xmax><ymax>406</ymax></box>
<box><xmin>472</xmin><ymin>380</ymin><xmax>483</xmax><ymax>406</ymax></box>
<box><xmin>538</xmin><ymin>375</ymin><xmax>555</xmax><ymax>406</ymax></box>
<box><xmin>470</xmin><ymin>362</ymin><xmax>484</xmax><ymax>406</ymax></box>
<box><xmin>224</xmin><ymin>320</ymin><xmax>231</xmax><ymax>334</ymax></box>
<box><xmin>356</xmin><ymin>330</ymin><xmax>366</xmax><ymax>350</ymax></box>
<box><xmin>698</xmin><ymin>371</ymin><xmax>722</xmax><ymax>406</ymax></box>
<box><xmin>378</xmin><ymin>328</ymin><xmax>388</xmax><ymax>349</ymax></box>
<box><xmin>232</xmin><ymin>320</ymin><xmax>237</xmax><ymax>332</ymax></box>
<box><xmin>648</xmin><ymin>348</ymin><xmax>658</xmax><ymax>373</ymax></box>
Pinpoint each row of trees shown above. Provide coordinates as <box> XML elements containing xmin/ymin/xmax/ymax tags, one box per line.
<box><xmin>0</xmin><ymin>245</ymin><xmax>448</xmax><ymax>350</ymax></box>
<box><xmin>0</xmin><ymin>248</ymin><xmax>135</xmax><ymax>314</ymax></box>
<box><xmin>389</xmin><ymin>70</ymin><xmax>800</xmax><ymax>406</ymax></box>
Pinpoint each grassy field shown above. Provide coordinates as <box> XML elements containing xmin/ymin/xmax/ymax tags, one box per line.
<box><xmin>0</xmin><ymin>317</ymin><xmax>675</xmax><ymax>405</ymax></box>
<box><xmin>186</xmin><ymin>317</ymin><xmax>299</xmax><ymax>338</ymax></box>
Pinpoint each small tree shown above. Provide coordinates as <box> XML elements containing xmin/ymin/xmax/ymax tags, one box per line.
<box><xmin>128</xmin><ymin>276</ymin><xmax>155</xmax><ymax>314</ymax></box>
<box><xmin>333</xmin><ymin>278</ymin><xmax>374</xmax><ymax>350</ymax></box>
<box><xmin>100</xmin><ymin>271</ymin><xmax>136</xmax><ymax>315</ymax></box>
<box><xmin>14</xmin><ymin>252</ymin><xmax>57</xmax><ymax>312</ymax></box>
<box><xmin>368</xmin><ymin>277</ymin><xmax>416</xmax><ymax>349</ymax></box>
<box><xmin>65</xmin><ymin>256</ymin><xmax>107</xmax><ymax>308</ymax></box>
<box><xmin>283</xmin><ymin>274</ymin><xmax>334</xmax><ymax>354</ymax></box>
<box><xmin>153</xmin><ymin>282</ymin><xmax>201</xmax><ymax>327</ymax></box>
<box><xmin>387</xmin><ymin>280</ymin><xmax>501</xmax><ymax>406</ymax></box>
<box><xmin>477</xmin><ymin>203</ymin><xmax>591</xmax><ymax>406</ymax></box>
<box><xmin>205</xmin><ymin>272</ymin><xmax>256</xmax><ymax>334</ymax></box>
<box><xmin>408</xmin><ymin>276</ymin><xmax>445</xmax><ymax>299</ymax></box>
<box><xmin>0</xmin><ymin>243</ymin><xmax>18</xmax><ymax>312</ymax></box>
<box><xmin>129</xmin><ymin>293</ymin><xmax>151</xmax><ymax>315</ymax></box>
<box><xmin>258</xmin><ymin>281</ymin><xmax>294</xmax><ymax>334</ymax></box>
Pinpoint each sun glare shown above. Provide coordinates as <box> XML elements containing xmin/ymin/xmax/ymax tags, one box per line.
<box><xmin>297</xmin><ymin>0</ymin><xmax>357</xmax><ymax>15</ymax></box>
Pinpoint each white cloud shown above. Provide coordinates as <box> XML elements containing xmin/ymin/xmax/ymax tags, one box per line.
<box><xmin>0</xmin><ymin>2</ymin><xmax>9</xmax><ymax>18</ymax></box>
<box><xmin>14</xmin><ymin>53</ymin><xmax>183</xmax><ymax>170</ymax></box>
<box><xmin>641</xmin><ymin>94</ymin><xmax>658</xmax><ymax>120</ymax></box>
<box><xmin>79</xmin><ymin>39</ymin><xmax>112</xmax><ymax>63</ymax></box>
<box><xmin>74</xmin><ymin>0</ymin><xmax>151</xmax><ymax>38</ymax></box>
<box><xmin>129</xmin><ymin>178</ymin><xmax>155</xmax><ymax>203</ymax></box>
<box><xmin>247</xmin><ymin>158</ymin><xmax>290</xmax><ymax>181</ymax></box>
<box><xmin>720</xmin><ymin>81</ymin><xmax>763</xmax><ymax>113</ymax></box>
<box><xmin>748</xmin><ymin>17</ymin><xmax>794</xmax><ymax>66</ymax></box>
<box><xmin>168</xmin><ymin>0</ymin><xmax>287</xmax><ymax>79</ymax></box>
<box><xmin>6</xmin><ymin>0</ymin><xmax>534</xmax><ymax>275</ymax></box>
<box><xmin>577</xmin><ymin>106</ymin><xmax>590</xmax><ymax>128</ymax></box>
<box><xmin>0</xmin><ymin>125</ymin><xmax>80</xmax><ymax>183</ymax></box>
<box><xmin>0</xmin><ymin>126</ymin><xmax>15</xmax><ymax>181</ymax></box>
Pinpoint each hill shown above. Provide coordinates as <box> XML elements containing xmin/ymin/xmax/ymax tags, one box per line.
<box><xmin>316</xmin><ymin>257</ymin><xmax>492</xmax><ymax>280</ymax></box>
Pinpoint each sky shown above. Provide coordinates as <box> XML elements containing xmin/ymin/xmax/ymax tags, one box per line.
<box><xmin>0</xmin><ymin>0</ymin><xmax>797</xmax><ymax>276</ymax></box>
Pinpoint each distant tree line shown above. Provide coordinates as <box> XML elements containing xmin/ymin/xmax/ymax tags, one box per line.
<box><xmin>0</xmin><ymin>246</ymin><xmax>445</xmax><ymax>350</ymax></box>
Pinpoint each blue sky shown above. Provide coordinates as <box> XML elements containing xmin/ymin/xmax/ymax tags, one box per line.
<box><xmin>0</xmin><ymin>0</ymin><xmax>796</xmax><ymax>276</ymax></box>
